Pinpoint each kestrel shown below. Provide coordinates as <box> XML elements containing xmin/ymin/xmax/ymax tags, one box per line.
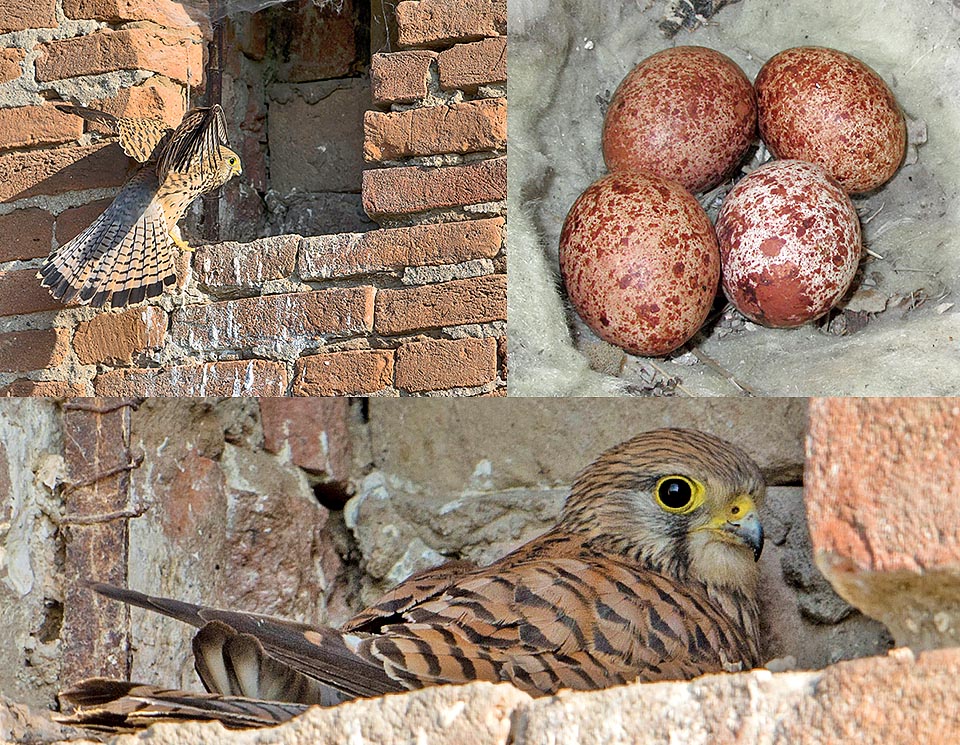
<box><xmin>59</xmin><ymin>428</ymin><xmax>766</xmax><ymax>731</ymax></box>
<box><xmin>38</xmin><ymin>105</ymin><xmax>242</xmax><ymax>309</ymax></box>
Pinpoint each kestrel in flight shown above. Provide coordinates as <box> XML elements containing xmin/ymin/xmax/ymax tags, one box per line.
<box><xmin>39</xmin><ymin>105</ymin><xmax>242</xmax><ymax>309</ymax></box>
<box><xmin>60</xmin><ymin>428</ymin><xmax>766</xmax><ymax>731</ymax></box>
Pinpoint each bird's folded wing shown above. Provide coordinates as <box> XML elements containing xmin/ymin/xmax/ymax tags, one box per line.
<box><xmin>344</xmin><ymin>559</ymin><xmax>479</xmax><ymax>632</ymax></box>
<box><xmin>57</xmin><ymin>679</ymin><xmax>307</xmax><ymax>731</ymax></box>
<box><xmin>158</xmin><ymin>105</ymin><xmax>230</xmax><ymax>181</ymax></box>
<box><xmin>57</xmin><ymin>105</ymin><xmax>171</xmax><ymax>162</ymax></box>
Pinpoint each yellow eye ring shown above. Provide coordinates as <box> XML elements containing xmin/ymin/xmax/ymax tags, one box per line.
<box><xmin>654</xmin><ymin>475</ymin><xmax>705</xmax><ymax>514</ymax></box>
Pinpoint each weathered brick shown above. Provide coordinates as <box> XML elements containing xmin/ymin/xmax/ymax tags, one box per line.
<box><xmin>0</xmin><ymin>378</ymin><xmax>88</xmax><ymax>397</ymax></box>
<box><xmin>0</xmin><ymin>208</ymin><xmax>54</xmax><ymax>263</ymax></box>
<box><xmin>55</xmin><ymin>199</ymin><xmax>112</xmax><ymax>246</ymax></box>
<box><xmin>0</xmin><ymin>0</ymin><xmax>56</xmax><ymax>32</ymax></box>
<box><xmin>272</xmin><ymin>0</ymin><xmax>356</xmax><ymax>82</ymax></box>
<box><xmin>291</xmin><ymin>349</ymin><xmax>394</xmax><ymax>396</ymax></box>
<box><xmin>91</xmin><ymin>77</ymin><xmax>186</xmax><ymax>128</ymax></box>
<box><xmin>0</xmin><ymin>328</ymin><xmax>69</xmax><ymax>373</ymax></box>
<box><xmin>36</xmin><ymin>27</ymin><xmax>204</xmax><ymax>86</ymax></box>
<box><xmin>364</xmin><ymin>99</ymin><xmax>506</xmax><ymax>162</ymax></box>
<box><xmin>260</xmin><ymin>398</ymin><xmax>353</xmax><ymax>480</ymax></box>
<box><xmin>62</xmin><ymin>0</ymin><xmax>206</xmax><ymax>36</ymax></box>
<box><xmin>94</xmin><ymin>359</ymin><xmax>288</xmax><ymax>396</ymax></box>
<box><xmin>0</xmin><ymin>143</ymin><xmax>130</xmax><ymax>202</ymax></box>
<box><xmin>0</xmin><ymin>104</ymin><xmax>84</xmax><ymax>152</ymax></box>
<box><xmin>396</xmin><ymin>0</ymin><xmax>505</xmax><ymax>48</ymax></box>
<box><xmin>0</xmin><ymin>268</ymin><xmax>65</xmax><ymax>317</ymax></box>
<box><xmin>194</xmin><ymin>235</ymin><xmax>298</xmax><ymax>293</ymax></box>
<box><xmin>171</xmin><ymin>289</ymin><xmax>375</xmax><ymax>351</ymax></box>
<box><xmin>73</xmin><ymin>307</ymin><xmax>167</xmax><ymax>366</ymax></box>
<box><xmin>394</xmin><ymin>337</ymin><xmax>497</xmax><ymax>392</ymax></box>
<box><xmin>806</xmin><ymin>398</ymin><xmax>960</xmax><ymax>649</ymax></box>
<box><xmin>0</xmin><ymin>48</ymin><xmax>25</xmax><ymax>84</ymax></box>
<box><xmin>438</xmin><ymin>37</ymin><xmax>506</xmax><ymax>91</ymax></box>
<box><xmin>362</xmin><ymin>157</ymin><xmax>506</xmax><ymax>219</ymax></box>
<box><xmin>298</xmin><ymin>218</ymin><xmax>503</xmax><ymax>280</ymax></box>
<box><xmin>374</xmin><ymin>275</ymin><xmax>506</xmax><ymax>334</ymax></box>
<box><xmin>370</xmin><ymin>50</ymin><xmax>437</xmax><ymax>105</ymax></box>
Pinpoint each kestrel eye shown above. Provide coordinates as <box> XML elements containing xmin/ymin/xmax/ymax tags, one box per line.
<box><xmin>229</xmin><ymin>157</ymin><xmax>236</xmax><ymax>165</ymax></box>
<box><xmin>654</xmin><ymin>475</ymin><xmax>704</xmax><ymax>513</ymax></box>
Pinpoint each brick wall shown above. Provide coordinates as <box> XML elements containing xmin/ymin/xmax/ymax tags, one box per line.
<box><xmin>0</xmin><ymin>0</ymin><xmax>507</xmax><ymax>397</ymax></box>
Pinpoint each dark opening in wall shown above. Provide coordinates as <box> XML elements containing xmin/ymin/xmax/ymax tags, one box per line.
<box><xmin>210</xmin><ymin>0</ymin><xmax>380</xmax><ymax>243</ymax></box>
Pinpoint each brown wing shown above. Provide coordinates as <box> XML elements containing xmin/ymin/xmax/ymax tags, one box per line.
<box><xmin>57</xmin><ymin>105</ymin><xmax>170</xmax><ymax>162</ymax></box>
<box><xmin>344</xmin><ymin>559</ymin><xmax>479</xmax><ymax>632</ymax></box>
<box><xmin>57</xmin><ymin>679</ymin><xmax>306</xmax><ymax>732</ymax></box>
<box><xmin>357</xmin><ymin>550</ymin><xmax>760</xmax><ymax>695</ymax></box>
<box><xmin>158</xmin><ymin>105</ymin><xmax>229</xmax><ymax>182</ymax></box>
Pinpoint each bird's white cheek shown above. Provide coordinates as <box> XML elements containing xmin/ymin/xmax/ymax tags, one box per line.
<box><xmin>687</xmin><ymin>532</ymin><xmax>758</xmax><ymax>593</ymax></box>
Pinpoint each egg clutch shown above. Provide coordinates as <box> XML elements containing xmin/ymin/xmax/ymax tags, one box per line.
<box><xmin>559</xmin><ymin>45</ymin><xmax>906</xmax><ymax>357</ymax></box>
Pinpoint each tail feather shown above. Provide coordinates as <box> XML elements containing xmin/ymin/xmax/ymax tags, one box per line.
<box><xmin>57</xmin><ymin>679</ymin><xmax>307</xmax><ymax>732</ymax></box>
<box><xmin>39</xmin><ymin>168</ymin><xmax>177</xmax><ymax>309</ymax></box>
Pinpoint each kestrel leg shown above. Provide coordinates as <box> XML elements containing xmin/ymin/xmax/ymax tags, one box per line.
<box><xmin>170</xmin><ymin>225</ymin><xmax>193</xmax><ymax>252</ymax></box>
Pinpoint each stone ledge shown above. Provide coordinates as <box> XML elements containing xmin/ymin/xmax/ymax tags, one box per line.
<box><xmin>10</xmin><ymin>648</ymin><xmax>960</xmax><ymax>744</ymax></box>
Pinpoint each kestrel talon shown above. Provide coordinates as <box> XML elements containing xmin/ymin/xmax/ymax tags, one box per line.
<box><xmin>39</xmin><ymin>105</ymin><xmax>242</xmax><ymax>309</ymax></box>
<box><xmin>60</xmin><ymin>428</ymin><xmax>767</xmax><ymax>731</ymax></box>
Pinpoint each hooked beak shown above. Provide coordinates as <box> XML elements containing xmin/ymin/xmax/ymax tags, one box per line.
<box><xmin>723</xmin><ymin>507</ymin><xmax>764</xmax><ymax>562</ymax></box>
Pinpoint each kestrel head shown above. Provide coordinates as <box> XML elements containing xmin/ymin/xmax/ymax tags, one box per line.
<box><xmin>559</xmin><ymin>428</ymin><xmax>766</xmax><ymax>595</ymax></box>
<box><xmin>218</xmin><ymin>145</ymin><xmax>242</xmax><ymax>183</ymax></box>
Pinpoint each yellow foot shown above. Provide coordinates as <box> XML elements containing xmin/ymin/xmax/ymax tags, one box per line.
<box><xmin>171</xmin><ymin>233</ymin><xmax>193</xmax><ymax>252</ymax></box>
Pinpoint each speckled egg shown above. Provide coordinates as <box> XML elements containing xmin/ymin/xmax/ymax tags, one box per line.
<box><xmin>755</xmin><ymin>46</ymin><xmax>906</xmax><ymax>194</ymax></box>
<box><xmin>602</xmin><ymin>46</ymin><xmax>757</xmax><ymax>194</ymax></box>
<box><xmin>716</xmin><ymin>160</ymin><xmax>862</xmax><ymax>328</ymax></box>
<box><xmin>559</xmin><ymin>170</ymin><xmax>720</xmax><ymax>356</ymax></box>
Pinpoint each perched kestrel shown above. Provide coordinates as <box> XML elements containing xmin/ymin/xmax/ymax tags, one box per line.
<box><xmin>39</xmin><ymin>105</ymin><xmax>242</xmax><ymax>309</ymax></box>
<box><xmin>59</xmin><ymin>428</ymin><xmax>766</xmax><ymax>731</ymax></box>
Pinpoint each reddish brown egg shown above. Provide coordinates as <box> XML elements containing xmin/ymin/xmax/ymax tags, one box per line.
<box><xmin>602</xmin><ymin>46</ymin><xmax>757</xmax><ymax>193</ymax></box>
<box><xmin>755</xmin><ymin>46</ymin><xmax>906</xmax><ymax>194</ymax></box>
<box><xmin>559</xmin><ymin>170</ymin><xmax>720</xmax><ymax>356</ymax></box>
<box><xmin>716</xmin><ymin>160</ymin><xmax>862</xmax><ymax>328</ymax></box>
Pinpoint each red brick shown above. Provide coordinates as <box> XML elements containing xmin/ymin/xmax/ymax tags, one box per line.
<box><xmin>36</xmin><ymin>27</ymin><xmax>204</xmax><ymax>86</ymax></box>
<box><xmin>73</xmin><ymin>307</ymin><xmax>167</xmax><ymax>365</ymax></box>
<box><xmin>394</xmin><ymin>337</ymin><xmax>497</xmax><ymax>392</ymax></box>
<box><xmin>364</xmin><ymin>99</ymin><xmax>506</xmax><ymax>162</ymax></box>
<box><xmin>0</xmin><ymin>328</ymin><xmax>69</xmax><ymax>373</ymax></box>
<box><xmin>0</xmin><ymin>208</ymin><xmax>54</xmax><ymax>263</ymax></box>
<box><xmin>193</xmin><ymin>235</ymin><xmax>298</xmax><ymax>293</ymax></box>
<box><xmin>291</xmin><ymin>349</ymin><xmax>394</xmax><ymax>396</ymax></box>
<box><xmin>438</xmin><ymin>37</ymin><xmax>506</xmax><ymax>91</ymax></box>
<box><xmin>170</xmin><ymin>289</ymin><xmax>375</xmax><ymax>351</ymax></box>
<box><xmin>260</xmin><ymin>398</ymin><xmax>353</xmax><ymax>480</ymax></box>
<box><xmin>55</xmin><ymin>199</ymin><xmax>112</xmax><ymax>246</ymax></box>
<box><xmin>62</xmin><ymin>0</ymin><xmax>206</xmax><ymax>37</ymax></box>
<box><xmin>778</xmin><ymin>648</ymin><xmax>960</xmax><ymax>743</ymax></box>
<box><xmin>0</xmin><ymin>0</ymin><xmax>56</xmax><ymax>32</ymax></box>
<box><xmin>395</xmin><ymin>0</ymin><xmax>505</xmax><ymax>48</ymax></box>
<box><xmin>806</xmin><ymin>398</ymin><xmax>960</xmax><ymax>648</ymax></box>
<box><xmin>298</xmin><ymin>218</ymin><xmax>503</xmax><ymax>280</ymax></box>
<box><xmin>374</xmin><ymin>275</ymin><xmax>506</xmax><ymax>334</ymax></box>
<box><xmin>273</xmin><ymin>0</ymin><xmax>356</xmax><ymax>82</ymax></box>
<box><xmin>0</xmin><ymin>378</ymin><xmax>88</xmax><ymax>397</ymax></box>
<box><xmin>0</xmin><ymin>143</ymin><xmax>130</xmax><ymax>202</ymax></box>
<box><xmin>370</xmin><ymin>50</ymin><xmax>437</xmax><ymax>105</ymax></box>
<box><xmin>0</xmin><ymin>268</ymin><xmax>66</xmax><ymax>317</ymax></box>
<box><xmin>94</xmin><ymin>359</ymin><xmax>288</xmax><ymax>396</ymax></box>
<box><xmin>92</xmin><ymin>77</ymin><xmax>186</xmax><ymax>129</ymax></box>
<box><xmin>0</xmin><ymin>104</ymin><xmax>84</xmax><ymax>152</ymax></box>
<box><xmin>0</xmin><ymin>48</ymin><xmax>25</xmax><ymax>84</ymax></box>
<box><xmin>362</xmin><ymin>157</ymin><xmax>506</xmax><ymax>219</ymax></box>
